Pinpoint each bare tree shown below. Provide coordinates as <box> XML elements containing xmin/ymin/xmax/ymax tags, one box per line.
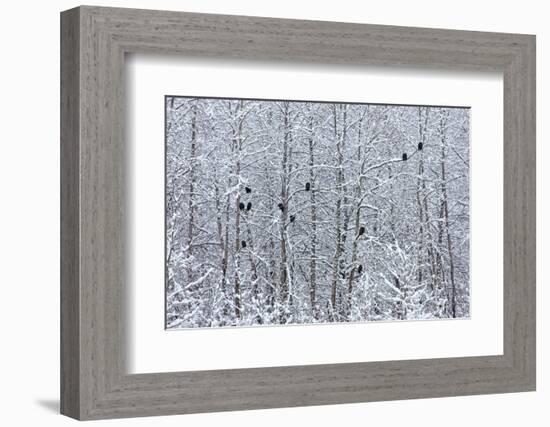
<box><xmin>165</xmin><ymin>97</ymin><xmax>470</xmax><ymax>328</ymax></box>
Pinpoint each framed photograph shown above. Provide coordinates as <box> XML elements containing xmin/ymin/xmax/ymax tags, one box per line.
<box><xmin>61</xmin><ymin>6</ymin><xmax>536</xmax><ymax>420</ymax></box>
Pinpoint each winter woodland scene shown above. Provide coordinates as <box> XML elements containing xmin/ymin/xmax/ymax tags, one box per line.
<box><xmin>165</xmin><ymin>96</ymin><xmax>470</xmax><ymax>329</ymax></box>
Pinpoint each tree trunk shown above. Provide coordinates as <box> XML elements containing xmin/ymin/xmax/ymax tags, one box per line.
<box><xmin>346</xmin><ymin>114</ymin><xmax>365</xmax><ymax>318</ymax></box>
<box><xmin>330</xmin><ymin>105</ymin><xmax>347</xmax><ymax>320</ymax></box>
<box><xmin>307</xmin><ymin>116</ymin><xmax>318</xmax><ymax>317</ymax></box>
<box><xmin>438</xmin><ymin>111</ymin><xmax>457</xmax><ymax>317</ymax></box>
<box><xmin>416</xmin><ymin>107</ymin><xmax>437</xmax><ymax>291</ymax></box>
<box><xmin>278</xmin><ymin>102</ymin><xmax>291</xmax><ymax>321</ymax></box>
<box><xmin>233</xmin><ymin>101</ymin><xmax>244</xmax><ymax>319</ymax></box>
<box><xmin>186</xmin><ymin>104</ymin><xmax>197</xmax><ymax>285</ymax></box>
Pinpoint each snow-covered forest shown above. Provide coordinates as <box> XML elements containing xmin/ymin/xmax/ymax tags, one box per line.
<box><xmin>165</xmin><ymin>96</ymin><xmax>470</xmax><ymax>329</ymax></box>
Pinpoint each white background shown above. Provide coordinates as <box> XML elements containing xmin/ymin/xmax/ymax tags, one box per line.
<box><xmin>0</xmin><ymin>0</ymin><xmax>546</xmax><ymax>426</ymax></box>
<box><xmin>128</xmin><ymin>57</ymin><xmax>503</xmax><ymax>373</ymax></box>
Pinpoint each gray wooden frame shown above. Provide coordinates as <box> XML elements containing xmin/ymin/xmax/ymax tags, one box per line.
<box><xmin>60</xmin><ymin>5</ymin><xmax>536</xmax><ymax>420</ymax></box>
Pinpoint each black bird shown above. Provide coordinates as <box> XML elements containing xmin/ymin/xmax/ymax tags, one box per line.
<box><xmin>357</xmin><ymin>264</ymin><xmax>363</xmax><ymax>274</ymax></box>
<box><xmin>241</xmin><ymin>240</ymin><xmax>247</xmax><ymax>248</ymax></box>
<box><xmin>418</xmin><ymin>142</ymin><xmax>423</xmax><ymax>151</ymax></box>
<box><xmin>358</xmin><ymin>226</ymin><xmax>365</xmax><ymax>236</ymax></box>
<box><xmin>239</xmin><ymin>202</ymin><xmax>245</xmax><ymax>210</ymax></box>
<box><xmin>278</xmin><ymin>203</ymin><xmax>285</xmax><ymax>212</ymax></box>
<box><xmin>289</xmin><ymin>215</ymin><xmax>295</xmax><ymax>223</ymax></box>
<box><xmin>305</xmin><ymin>182</ymin><xmax>311</xmax><ymax>191</ymax></box>
<box><xmin>246</xmin><ymin>202</ymin><xmax>252</xmax><ymax>211</ymax></box>
<box><xmin>402</xmin><ymin>153</ymin><xmax>408</xmax><ymax>161</ymax></box>
<box><xmin>245</xmin><ymin>186</ymin><xmax>252</xmax><ymax>193</ymax></box>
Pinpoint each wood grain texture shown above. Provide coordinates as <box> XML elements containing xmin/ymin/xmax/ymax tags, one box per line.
<box><xmin>60</xmin><ymin>5</ymin><xmax>536</xmax><ymax>420</ymax></box>
<box><xmin>60</xmin><ymin>7</ymin><xmax>80</xmax><ymax>419</ymax></box>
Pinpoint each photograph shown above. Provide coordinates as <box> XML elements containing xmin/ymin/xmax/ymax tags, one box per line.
<box><xmin>54</xmin><ymin>4</ymin><xmax>537</xmax><ymax>420</ymax></box>
<box><xmin>165</xmin><ymin>96</ymin><xmax>470</xmax><ymax>329</ymax></box>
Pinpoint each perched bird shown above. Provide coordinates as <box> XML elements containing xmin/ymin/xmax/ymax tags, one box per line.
<box><xmin>241</xmin><ymin>240</ymin><xmax>247</xmax><ymax>248</ymax></box>
<box><xmin>278</xmin><ymin>203</ymin><xmax>285</xmax><ymax>212</ymax></box>
<box><xmin>246</xmin><ymin>202</ymin><xmax>252</xmax><ymax>211</ymax></box>
<box><xmin>245</xmin><ymin>186</ymin><xmax>252</xmax><ymax>193</ymax></box>
<box><xmin>239</xmin><ymin>202</ymin><xmax>245</xmax><ymax>210</ymax></box>
<box><xmin>305</xmin><ymin>182</ymin><xmax>311</xmax><ymax>191</ymax></box>
<box><xmin>289</xmin><ymin>215</ymin><xmax>295</xmax><ymax>223</ymax></box>
<box><xmin>358</xmin><ymin>226</ymin><xmax>365</xmax><ymax>236</ymax></box>
<box><xmin>357</xmin><ymin>264</ymin><xmax>363</xmax><ymax>274</ymax></box>
<box><xmin>402</xmin><ymin>153</ymin><xmax>408</xmax><ymax>161</ymax></box>
<box><xmin>418</xmin><ymin>142</ymin><xmax>423</xmax><ymax>151</ymax></box>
